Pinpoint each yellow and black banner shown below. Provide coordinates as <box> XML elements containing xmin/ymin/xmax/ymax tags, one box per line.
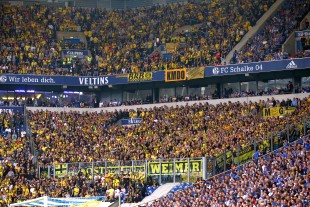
<box><xmin>236</xmin><ymin>145</ymin><xmax>255</xmax><ymax>164</ymax></box>
<box><xmin>258</xmin><ymin>139</ymin><xmax>271</xmax><ymax>154</ymax></box>
<box><xmin>148</xmin><ymin>160</ymin><xmax>202</xmax><ymax>175</ymax></box>
<box><xmin>128</xmin><ymin>72</ymin><xmax>152</xmax><ymax>82</ymax></box>
<box><xmin>54</xmin><ymin>164</ymin><xmax>145</xmax><ymax>177</ymax></box>
<box><xmin>166</xmin><ymin>43</ymin><xmax>178</xmax><ymax>53</ymax></box>
<box><xmin>115</xmin><ymin>74</ymin><xmax>128</xmax><ymax>78</ymax></box>
<box><xmin>187</xmin><ymin>67</ymin><xmax>205</xmax><ymax>80</ymax></box>
<box><xmin>81</xmin><ymin>165</ymin><xmax>145</xmax><ymax>175</ymax></box>
<box><xmin>54</xmin><ymin>164</ymin><xmax>67</xmax><ymax>177</ymax></box>
<box><xmin>55</xmin><ymin>160</ymin><xmax>202</xmax><ymax>177</ymax></box>
<box><xmin>216</xmin><ymin>144</ymin><xmax>255</xmax><ymax>169</ymax></box>
<box><xmin>285</xmin><ymin>106</ymin><xmax>296</xmax><ymax>114</ymax></box>
<box><xmin>165</xmin><ymin>68</ymin><xmax>187</xmax><ymax>82</ymax></box>
<box><xmin>263</xmin><ymin>107</ymin><xmax>295</xmax><ymax>118</ymax></box>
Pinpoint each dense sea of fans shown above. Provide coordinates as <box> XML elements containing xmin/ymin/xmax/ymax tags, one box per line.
<box><xmin>0</xmin><ymin>0</ymin><xmax>278</xmax><ymax>76</ymax></box>
<box><xmin>1</xmin><ymin>0</ymin><xmax>309</xmax><ymax>76</ymax></box>
<box><xmin>26</xmin><ymin>97</ymin><xmax>307</xmax><ymax>163</ymax></box>
<box><xmin>0</xmin><ymin>127</ymin><xmax>154</xmax><ymax>205</ymax></box>
<box><xmin>232</xmin><ymin>0</ymin><xmax>310</xmax><ymax>63</ymax></box>
<box><xmin>0</xmin><ymin>95</ymin><xmax>309</xmax><ymax>206</ymax></box>
<box><xmin>148</xmin><ymin>135</ymin><xmax>310</xmax><ymax>207</ymax></box>
<box><xmin>1</xmin><ymin>0</ymin><xmax>310</xmax><ymax>205</ymax></box>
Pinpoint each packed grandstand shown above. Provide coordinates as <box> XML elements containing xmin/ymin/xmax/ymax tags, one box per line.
<box><xmin>0</xmin><ymin>0</ymin><xmax>310</xmax><ymax>206</ymax></box>
<box><xmin>0</xmin><ymin>0</ymin><xmax>309</xmax><ymax>76</ymax></box>
<box><xmin>2</xmin><ymin>94</ymin><xmax>310</xmax><ymax>207</ymax></box>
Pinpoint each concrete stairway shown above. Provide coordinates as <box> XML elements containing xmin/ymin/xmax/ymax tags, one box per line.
<box><xmin>224</xmin><ymin>0</ymin><xmax>286</xmax><ymax>64</ymax></box>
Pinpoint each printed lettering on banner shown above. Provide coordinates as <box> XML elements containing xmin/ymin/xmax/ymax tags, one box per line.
<box><xmin>205</xmin><ymin>58</ymin><xmax>310</xmax><ymax>77</ymax></box>
<box><xmin>165</xmin><ymin>68</ymin><xmax>187</xmax><ymax>82</ymax></box>
<box><xmin>0</xmin><ymin>75</ymin><xmax>56</xmax><ymax>84</ymax></box>
<box><xmin>0</xmin><ymin>107</ymin><xmax>23</xmax><ymax>114</ymax></box>
<box><xmin>128</xmin><ymin>72</ymin><xmax>153</xmax><ymax>82</ymax></box>
<box><xmin>148</xmin><ymin>160</ymin><xmax>202</xmax><ymax>175</ymax></box>
<box><xmin>121</xmin><ymin>118</ymin><xmax>143</xmax><ymax>126</ymax></box>
<box><xmin>263</xmin><ymin>107</ymin><xmax>295</xmax><ymax>118</ymax></box>
<box><xmin>54</xmin><ymin>164</ymin><xmax>145</xmax><ymax>177</ymax></box>
<box><xmin>78</xmin><ymin>77</ymin><xmax>109</xmax><ymax>85</ymax></box>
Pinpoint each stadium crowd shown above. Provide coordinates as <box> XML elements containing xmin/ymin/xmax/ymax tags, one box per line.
<box><xmin>148</xmin><ymin>136</ymin><xmax>310</xmax><ymax>207</ymax></box>
<box><xmin>0</xmin><ymin>132</ymin><xmax>37</xmax><ymax>206</ymax></box>
<box><xmin>0</xmin><ymin>0</ymin><xmax>277</xmax><ymax>76</ymax></box>
<box><xmin>0</xmin><ymin>96</ymin><xmax>309</xmax><ymax>206</ymax></box>
<box><xmin>0</xmin><ymin>135</ymin><xmax>151</xmax><ymax>205</ymax></box>
<box><xmin>232</xmin><ymin>0</ymin><xmax>310</xmax><ymax>63</ymax></box>
<box><xmin>0</xmin><ymin>121</ymin><xmax>153</xmax><ymax>205</ymax></box>
<box><xmin>0</xmin><ymin>109</ymin><xmax>154</xmax><ymax>205</ymax></box>
<box><xmin>1</xmin><ymin>0</ymin><xmax>310</xmax><ymax>205</ymax></box>
<box><xmin>27</xmin><ymin>97</ymin><xmax>309</xmax><ymax>164</ymax></box>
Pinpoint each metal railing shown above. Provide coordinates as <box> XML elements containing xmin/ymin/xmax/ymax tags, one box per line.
<box><xmin>24</xmin><ymin>108</ymin><xmax>39</xmax><ymax>169</ymax></box>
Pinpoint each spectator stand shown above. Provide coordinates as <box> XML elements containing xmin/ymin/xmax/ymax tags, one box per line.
<box><xmin>1</xmin><ymin>95</ymin><xmax>309</xmax><ymax>206</ymax></box>
<box><xmin>225</xmin><ymin>0</ymin><xmax>286</xmax><ymax>63</ymax></box>
<box><xmin>36</xmin><ymin>116</ymin><xmax>309</xmax><ymax>183</ymax></box>
<box><xmin>127</xmin><ymin>133</ymin><xmax>310</xmax><ymax>207</ymax></box>
<box><xmin>32</xmin><ymin>95</ymin><xmax>310</xmax><ymax>184</ymax></box>
<box><xmin>230</xmin><ymin>0</ymin><xmax>310</xmax><ymax>63</ymax></box>
<box><xmin>0</xmin><ymin>0</ymin><xmax>277</xmax><ymax>76</ymax></box>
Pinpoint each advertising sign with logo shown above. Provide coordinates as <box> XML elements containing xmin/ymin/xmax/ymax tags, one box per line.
<box><xmin>0</xmin><ymin>74</ymin><xmax>128</xmax><ymax>86</ymax></box>
<box><xmin>205</xmin><ymin>58</ymin><xmax>310</xmax><ymax>77</ymax></box>
<box><xmin>165</xmin><ymin>68</ymin><xmax>187</xmax><ymax>82</ymax></box>
<box><xmin>295</xmin><ymin>30</ymin><xmax>310</xmax><ymax>38</ymax></box>
<box><xmin>128</xmin><ymin>72</ymin><xmax>153</xmax><ymax>82</ymax></box>
<box><xmin>121</xmin><ymin>118</ymin><xmax>143</xmax><ymax>126</ymax></box>
<box><xmin>0</xmin><ymin>72</ymin><xmax>164</xmax><ymax>86</ymax></box>
<box><xmin>0</xmin><ymin>58</ymin><xmax>309</xmax><ymax>86</ymax></box>
<box><xmin>63</xmin><ymin>49</ymin><xmax>89</xmax><ymax>57</ymax></box>
<box><xmin>0</xmin><ymin>106</ymin><xmax>23</xmax><ymax>114</ymax></box>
